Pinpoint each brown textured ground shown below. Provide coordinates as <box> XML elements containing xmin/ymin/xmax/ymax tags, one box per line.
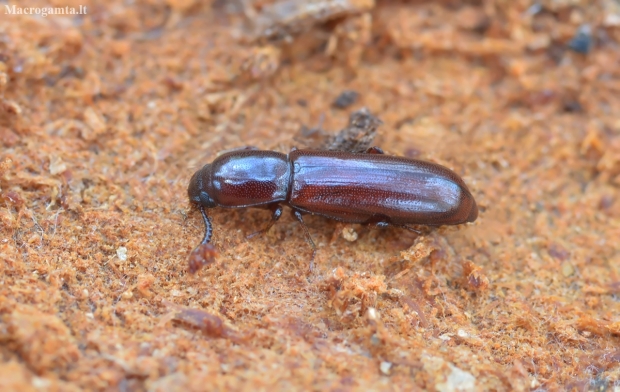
<box><xmin>1</xmin><ymin>0</ymin><xmax>620</xmax><ymax>391</ymax></box>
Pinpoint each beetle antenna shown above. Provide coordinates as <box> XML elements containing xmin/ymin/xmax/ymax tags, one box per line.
<box><xmin>200</xmin><ymin>206</ymin><xmax>213</xmax><ymax>245</ymax></box>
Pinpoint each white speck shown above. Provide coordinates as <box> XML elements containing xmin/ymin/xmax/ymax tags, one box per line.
<box><xmin>604</xmin><ymin>14</ymin><xmax>620</xmax><ymax>27</ymax></box>
<box><xmin>439</xmin><ymin>364</ymin><xmax>476</xmax><ymax>392</ymax></box>
<box><xmin>116</xmin><ymin>246</ymin><xmax>127</xmax><ymax>261</ymax></box>
<box><xmin>525</xmin><ymin>3</ymin><xmax>542</xmax><ymax>16</ymax></box>
<box><xmin>49</xmin><ymin>156</ymin><xmax>67</xmax><ymax>175</ymax></box>
<box><xmin>380</xmin><ymin>361</ymin><xmax>392</xmax><ymax>375</ymax></box>
<box><xmin>341</xmin><ymin>225</ymin><xmax>358</xmax><ymax>242</ymax></box>
<box><xmin>457</xmin><ymin>329</ymin><xmax>469</xmax><ymax>338</ymax></box>
<box><xmin>31</xmin><ymin>377</ymin><xmax>51</xmax><ymax>389</ymax></box>
<box><xmin>423</xmin><ymin>355</ymin><xmax>477</xmax><ymax>392</ymax></box>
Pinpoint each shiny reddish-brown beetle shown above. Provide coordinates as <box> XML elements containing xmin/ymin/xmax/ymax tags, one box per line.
<box><xmin>186</xmin><ymin>146</ymin><xmax>477</xmax><ymax>273</ymax></box>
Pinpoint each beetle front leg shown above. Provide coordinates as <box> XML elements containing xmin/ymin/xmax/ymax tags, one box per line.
<box><xmin>247</xmin><ymin>204</ymin><xmax>283</xmax><ymax>239</ymax></box>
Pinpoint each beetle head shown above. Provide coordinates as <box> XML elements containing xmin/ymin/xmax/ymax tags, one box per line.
<box><xmin>188</xmin><ymin>165</ymin><xmax>216</xmax><ymax>208</ymax></box>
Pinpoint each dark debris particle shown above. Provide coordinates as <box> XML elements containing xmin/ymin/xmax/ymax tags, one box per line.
<box><xmin>598</xmin><ymin>195</ymin><xmax>614</xmax><ymax>211</ymax></box>
<box><xmin>548</xmin><ymin>243</ymin><xmax>570</xmax><ymax>261</ymax></box>
<box><xmin>332</xmin><ymin>90</ymin><xmax>360</xmax><ymax>109</ymax></box>
<box><xmin>562</xmin><ymin>100</ymin><xmax>583</xmax><ymax>113</ymax></box>
<box><xmin>323</xmin><ymin>107</ymin><xmax>382</xmax><ymax>152</ymax></box>
<box><xmin>163</xmin><ymin>300</ymin><xmax>251</xmax><ymax>344</ymax></box>
<box><xmin>568</xmin><ymin>24</ymin><xmax>593</xmax><ymax>54</ymax></box>
<box><xmin>547</xmin><ymin>44</ymin><xmax>566</xmax><ymax>64</ymax></box>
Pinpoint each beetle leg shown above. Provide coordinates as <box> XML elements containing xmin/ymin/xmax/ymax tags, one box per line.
<box><xmin>293</xmin><ymin>210</ymin><xmax>317</xmax><ymax>270</ymax></box>
<box><xmin>399</xmin><ymin>225</ymin><xmax>422</xmax><ymax>234</ymax></box>
<box><xmin>362</xmin><ymin>215</ymin><xmax>390</xmax><ymax>227</ymax></box>
<box><xmin>247</xmin><ymin>204</ymin><xmax>283</xmax><ymax>239</ymax></box>
<box><xmin>364</xmin><ymin>146</ymin><xmax>384</xmax><ymax>154</ymax></box>
<box><xmin>199</xmin><ymin>206</ymin><xmax>213</xmax><ymax>244</ymax></box>
<box><xmin>363</xmin><ymin>216</ymin><xmax>422</xmax><ymax>235</ymax></box>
